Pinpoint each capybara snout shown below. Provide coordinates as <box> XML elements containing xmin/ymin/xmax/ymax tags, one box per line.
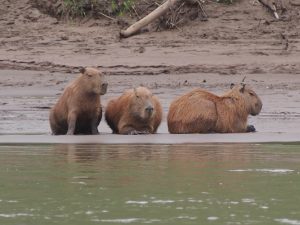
<box><xmin>251</xmin><ymin>101</ymin><xmax>262</xmax><ymax>116</ymax></box>
<box><xmin>101</xmin><ymin>82</ymin><xmax>108</xmax><ymax>95</ymax></box>
<box><xmin>252</xmin><ymin>97</ymin><xmax>263</xmax><ymax>116</ymax></box>
<box><xmin>143</xmin><ymin>102</ymin><xmax>154</xmax><ymax>119</ymax></box>
<box><xmin>145</xmin><ymin>105</ymin><xmax>154</xmax><ymax>113</ymax></box>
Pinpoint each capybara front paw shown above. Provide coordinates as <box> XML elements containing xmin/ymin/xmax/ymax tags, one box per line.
<box><xmin>128</xmin><ymin>130</ymin><xmax>140</xmax><ymax>135</ymax></box>
<box><xmin>137</xmin><ymin>130</ymin><xmax>150</xmax><ymax>135</ymax></box>
<box><xmin>246</xmin><ymin>125</ymin><xmax>256</xmax><ymax>132</ymax></box>
<box><xmin>128</xmin><ymin>130</ymin><xmax>150</xmax><ymax>135</ymax></box>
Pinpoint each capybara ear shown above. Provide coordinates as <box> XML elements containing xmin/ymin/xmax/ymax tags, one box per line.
<box><xmin>239</xmin><ymin>83</ymin><xmax>246</xmax><ymax>93</ymax></box>
<box><xmin>79</xmin><ymin>67</ymin><xmax>86</xmax><ymax>74</ymax></box>
<box><xmin>230</xmin><ymin>83</ymin><xmax>235</xmax><ymax>89</ymax></box>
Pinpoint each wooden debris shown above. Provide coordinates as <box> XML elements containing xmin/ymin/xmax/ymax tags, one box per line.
<box><xmin>120</xmin><ymin>0</ymin><xmax>182</xmax><ymax>38</ymax></box>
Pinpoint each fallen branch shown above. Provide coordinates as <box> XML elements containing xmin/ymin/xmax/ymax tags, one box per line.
<box><xmin>258</xmin><ymin>0</ymin><xmax>279</xmax><ymax>19</ymax></box>
<box><xmin>120</xmin><ymin>0</ymin><xmax>182</xmax><ymax>38</ymax></box>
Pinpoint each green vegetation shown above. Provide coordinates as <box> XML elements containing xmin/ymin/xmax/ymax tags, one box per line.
<box><xmin>35</xmin><ymin>0</ymin><xmax>236</xmax><ymax>20</ymax></box>
<box><xmin>61</xmin><ymin>0</ymin><xmax>135</xmax><ymax>18</ymax></box>
<box><xmin>111</xmin><ymin>0</ymin><xmax>135</xmax><ymax>16</ymax></box>
<box><xmin>216</xmin><ymin>0</ymin><xmax>235</xmax><ymax>4</ymax></box>
<box><xmin>62</xmin><ymin>0</ymin><xmax>89</xmax><ymax>18</ymax></box>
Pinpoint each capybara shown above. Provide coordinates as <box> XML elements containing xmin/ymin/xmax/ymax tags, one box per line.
<box><xmin>167</xmin><ymin>84</ymin><xmax>262</xmax><ymax>134</ymax></box>
<box><xmin>49</xmin><ymin>67</ymin><xmax>108</xmax><ymax>135</ymax></box>
<box><xmin>105</xmin><ymin>86</ymin><xmax>163</xmax><ymax>135</ymax></box>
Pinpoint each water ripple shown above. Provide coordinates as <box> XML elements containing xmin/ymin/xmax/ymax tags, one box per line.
<box><xmin>228</xmin><ymin>169</ymin><xmax>295</xmax><ymax>174</ymax></box>
<box><xmin>0</xmin><ymin>213</ymin><xmax>34</xmax><ymax>218</ymax></box>
<box><xmin>275</xmin><ymin>218</ymin><xmax>300</xmax><ymax>225</ymax></box>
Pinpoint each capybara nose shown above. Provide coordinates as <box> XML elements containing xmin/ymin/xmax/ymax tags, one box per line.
<box><xmin>145</xmin><ymin>106</ymin><xmax>154</xmax><ymax>113</ymax></box>
<box><xmin>256</xmin><ymin>101</ymin><xmax>263</xmax><ymax>111</ymax></box>
<box><xmin>101</xmin><ymin>82</ymin><xmax>108</xmax><ymax>95</ymax></box>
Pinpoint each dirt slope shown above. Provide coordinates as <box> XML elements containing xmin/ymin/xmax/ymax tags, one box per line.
<box><xmin>1</xmin><ymin>0</ymin><xmax>300</xmax><ymax>75</ymax></box>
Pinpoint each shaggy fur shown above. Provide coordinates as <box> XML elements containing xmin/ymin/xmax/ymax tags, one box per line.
<box><xmin>105</xmin><ymin>86</ymin><xmax>163</xmax><ymax>135</ymax></box>
<box><xmin>167</xmin><ymin>84</ymin><xmax>262</xmax><ymax>133</ymax></box>
<box><xmin>49</xmin><ymin>67</ymin><xmax>108</xmax><ymax>135</ymax></box>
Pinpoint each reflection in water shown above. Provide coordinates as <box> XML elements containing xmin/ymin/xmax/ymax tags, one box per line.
<box><xmin>0</xmin><ymin>143</ymin><xmax>300</xmax><ymax>225</ymax></box>
<box><xmin>54</xmin><ymin>143</ymin><xmax>267</xmax><ymax>163</ymax></box>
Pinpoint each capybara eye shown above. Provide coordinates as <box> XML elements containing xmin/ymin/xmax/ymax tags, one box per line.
<box><xmin>249</xmin><ymin>92</ymin><xmax>254</xmax><ymax>96</ymax></box>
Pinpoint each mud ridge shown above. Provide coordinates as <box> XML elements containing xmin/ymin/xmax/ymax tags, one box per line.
<box><xmin>1</xmin><ymin>59</ymin><xmax>300</xmax><ymax>75</ymax></box>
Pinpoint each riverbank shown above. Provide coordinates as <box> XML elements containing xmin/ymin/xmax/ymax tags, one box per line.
<box><xmin>1</xmin><ymin>0</ymin><xmax>300</xmax><ymax>141</ymax></box>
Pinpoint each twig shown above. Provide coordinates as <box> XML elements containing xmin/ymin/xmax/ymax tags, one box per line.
<box><xmin>197</xmin><ymin>0</ymin><xmax>208</xmax><ymax>19</ymax></box>
<box><xmin>98</xmin><ymin>12</ymin><xmax>115</xmax><ymax>21</ymax></box>
<box><xmin>131</xmin><ymin>4</ymin><xmax>141</xmax><ymax>20</ymax></box>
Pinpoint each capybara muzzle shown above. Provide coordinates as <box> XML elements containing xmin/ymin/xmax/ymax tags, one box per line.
<box><xmin>101</xmin><ymin>82</ymin><xmax>108</xmax><ymax>95</ymax></box>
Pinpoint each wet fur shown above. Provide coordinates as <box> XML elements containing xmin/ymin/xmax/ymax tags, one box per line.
<box><xmin>105</xmin><ymin>87</ymin><xmax>163</xmax><ymax>134</ymax></box>
<box><xmin>49</xmin><ymin>67</ymin><xmax>107</xmax><ymax>135</ymax></box>
<box><xmin>167</xmin><ymin>84</ymin><xmax>262</xmax><ymax>134</ymax></box>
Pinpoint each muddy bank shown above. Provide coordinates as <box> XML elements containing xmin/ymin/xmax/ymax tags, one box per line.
<box><xmin>1</xmin><ymin>0</ymin><xmax>300</xmax><ymax>75</ymax></box>
<box><xmin>0</xmin><ymin>0</ymin><xmax>300</xmax><ymax>138</ymax></box>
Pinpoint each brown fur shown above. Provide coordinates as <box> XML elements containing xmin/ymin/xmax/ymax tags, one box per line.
<box><xmin>105</xmin><ymin>87</ymin><xmax>163</xmax><ymax>135</ymax></box>
<box><xmin>167</xmin><ymin>84</ymin><xmax>262</xmax><ymax>134</ymax></box>
<box><xmin>49</xmin><ymin>67</ymin><xmax>108</xmax><ymax>135</ymax></box>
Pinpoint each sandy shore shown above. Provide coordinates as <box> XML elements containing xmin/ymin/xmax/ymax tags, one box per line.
<box><xmin>0</xmin><ymin>0</ymin><xmax>300</xmax><ymax>143</ymax></box>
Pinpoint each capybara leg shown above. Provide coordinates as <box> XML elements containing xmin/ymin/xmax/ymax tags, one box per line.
<box><xmin>67</xmin><ymin>112</ymin><xmax>77</xmax><ymax>135</ymax></box>
<box><xmin>91</xmin><ymin>118</ymin><xmax>99</xmax><ymax>135</ymax></box>
<box><xmin>246</xmin><ymin>125</ymin><xmax>256</xmax><ymax>132</ymax></box>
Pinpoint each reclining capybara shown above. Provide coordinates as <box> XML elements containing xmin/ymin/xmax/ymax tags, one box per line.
<box><xmin>167</xmin><ymin>84</ymin><xmax>262</xmax><ymax>134</ymax></box>
<box><xmin>49</xmin><ymin>67</ymin><xmax>108</xmax><ymax>135</ymax></box>
<box><xmin>105</xmin><ymin>86</ymin><xmax>163</xmax><ymax>135</ymax></box>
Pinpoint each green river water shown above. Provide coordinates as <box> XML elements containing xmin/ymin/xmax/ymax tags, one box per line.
<box><xmin>0</xmin><ymin>143</ymin><xmax>299</xmax><ymax>225</ymax></box>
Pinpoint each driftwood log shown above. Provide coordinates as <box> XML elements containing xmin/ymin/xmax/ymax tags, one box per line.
<box><xmin>120</xmin><ymin>0</ymin><xmax>182</xmax><ymax>38</ymax></box>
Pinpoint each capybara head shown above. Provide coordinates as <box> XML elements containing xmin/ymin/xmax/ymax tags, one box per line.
<box><xmin>79</xmin><ymin>67</ymin><xmax>108</xmax><ymax>95</ymax></box>
<box><xmin>129</xmin><ymin>87</ymin><xmax>156</xmax><ymax>121</ymax></box>
<box><xmin>230</xmin><ymin>84</ymin><xmax>262</xmax><ymax>116</ymax></box>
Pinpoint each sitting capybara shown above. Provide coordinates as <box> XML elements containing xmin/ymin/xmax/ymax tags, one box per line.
<box><xmin>105</xmin><ymin>86</ymin><xmax>163</xmax><ymax>135</ymax></box>
<box><xmin>167</xmin><ymin>84</ymin><xmax>262</xmax><ymax>134</ymax></box>
<box><xmin>49</xmin><ymin>67</ymin><xmax>108</xmax><ymax>135</ymax></box>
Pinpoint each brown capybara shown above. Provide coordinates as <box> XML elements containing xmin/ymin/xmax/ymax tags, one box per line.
<box><xmin>105</xmin><ymin>86</ymin><xmax>163</xmax><ymax>135</ymax></box>
<box><xmin>167</xmin><ymin>84</ymin><xmax>262</xmax><ymax>134</ymax></box>
<box><xmin>49</xmin><ymin>67</ymin><xmax>108</xmax><ymax>135</ymax></box>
